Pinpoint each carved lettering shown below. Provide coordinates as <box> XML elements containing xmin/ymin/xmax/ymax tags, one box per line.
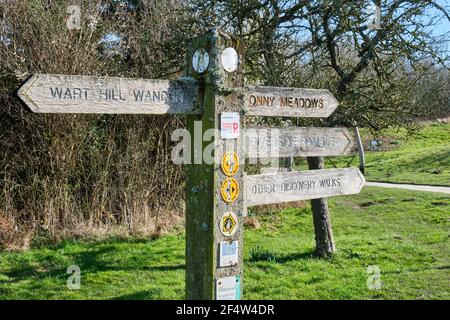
<box><xmin>319</xmin><ymin>178</ymin><xmax>341</xmax><ymax>188</ymax></box>
<box><xmin>251</xmin><ymin>178</ymin><xmax>345</xmax><ymax>195</ymax></box>
<box><xmin>251</xmin><ymin>183</ymin><xmax>276</xmax><ymax>194</ymax></box>
<box><xmin>248</xmin><ymin>95</ymin><xmax>275</xmax><ymax>107</ymax></box>
<box><xmin>280</xmin><ymin>97</ymin><xmax>324</xmax><ymax>109</ymax></box>
<box><xmin>305</xmin><ymin>136</ymin><xmax>332</xmax><ymax>148</ymax></box>
<box><xmin>133</xmin><ymin>89</ymin><xmax>184</xmax><ymax>104</ymax></box>
<box><xmin>281</xmin><ymin>180</ymin><xmax>316</xmax><ymax>192</ymax></box>
<box><xmin>244</xmin><ymin>168</ymin><xmax>365</xmax><ymax>206</ymax></box>
<box><xmin>50</xmin><ymin>87</ymin><xmax>89</xmax><ymax>100</ymax></box>
<box><xmin>99</xmin><ymin>89</ymin><xmax>126</xmax><ymax>101</ymax></box>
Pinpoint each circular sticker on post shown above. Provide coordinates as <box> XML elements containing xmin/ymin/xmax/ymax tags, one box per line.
<box><xmin>221</xmin><ymin>152</ymin><xmax>240</xmax><ymax>176</ymax></box>
<box><xmin>220</xmin><ymin>177</ymin><xmax>239</xmax><ymax>203</ymax></box>
<box><xmin>192</xmin><ymin>49</ymin><xmax>210</xmax><ymax>74</ymax></box>
<box><xmin>220</xmin><ymin>212</ymin><xmax>238</xmax><ymax>237</ymax></box>
<box><xmin>221</xmin><ymin>47</ymin><xmax>239</xmax><ymax>73</ymax></box>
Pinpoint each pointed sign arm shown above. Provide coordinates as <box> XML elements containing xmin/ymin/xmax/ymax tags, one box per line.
<box><xmin>243</xmin><ymin>168</ymin><xmax>366</xmax><ymax>207</ymax></box>
<box><xmin>244</xmin><ymin>86</ymin><xmax>339</xmax><ymax>118</ymax></box>
<box><xmin>17</xmin><ymin>74</ymin><xmax>200</xmax><ymax>115</ymax></box>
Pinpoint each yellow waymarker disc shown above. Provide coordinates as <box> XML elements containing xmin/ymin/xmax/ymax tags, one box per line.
<box><xmin>220</xmin><ymin>212</ymin><xmax>238</xmax><ymax>237</ymax></box>
<box><xmin>220</xmin><ymin>177</ymin><xmax>240</xmax><ymax>203</ymax></box>
<box><xmin>221</xmin><ymin>152</ymin><xmax>240</xmax><ymax>176</ymax></box>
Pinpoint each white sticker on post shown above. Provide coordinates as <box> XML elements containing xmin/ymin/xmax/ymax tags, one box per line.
<box><xmin>219</xmin><ymin>241</ymin><xmax>239</xmax><ymax>267</ymax></box>
<box><xmin>220</xmin><ymin>112</ymin><xmax>240</xmax><ymax>139</ymax></box>
<box><xmin>222</xmin><ymin>47</ymin><xmax>239</xmax><ymax>73</ymax></box>
<box><xmin>192</xmin><ymin>49</ymin><xmax>209</xmax><ymax>74</ymax></box>
<box><xmin>216</xmin><ymin>275</ymin><xmax>241</xmax><ymax>300</ymax></box>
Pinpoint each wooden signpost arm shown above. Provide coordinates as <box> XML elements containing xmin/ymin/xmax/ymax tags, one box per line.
<box><xmin>17</xmin><ymin>75</ymin><xmax>200</xmax><ymax>114</ymax></box>
<box><xmin>306</xmin><ymin>156</ymin><xmax>337</xmax><ymax>257</ymax></box>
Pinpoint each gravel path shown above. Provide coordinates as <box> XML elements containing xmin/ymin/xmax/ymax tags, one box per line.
<box><xmin>365</xmin><ymin>182</ymin><xmax>450</xmax><ymax>195</ymax></box>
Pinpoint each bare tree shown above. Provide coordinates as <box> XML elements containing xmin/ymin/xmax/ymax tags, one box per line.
<box><xmin>190</xmin><ymin>0</ymin><xmax>449</xmax><ymax>257</ymax></box>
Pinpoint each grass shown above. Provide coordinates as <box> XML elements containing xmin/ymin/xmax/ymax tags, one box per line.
<box><xmin>323</xmin><ymin>122</ymin><xmax>450</xmax><ymax>186</ymax></box>
<box><xmin>245</xmin><ymin>187</ymin><xmax>449</xmax><ymax>299</ymax></box>
<box><xmin>1</xmin><ymin>187</ymin><xmax>448</xmax><ymax>300</ymax></box>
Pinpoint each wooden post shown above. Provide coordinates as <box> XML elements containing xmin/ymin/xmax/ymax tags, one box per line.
<box><xmin>306</xmin><ymin>156</ymin><xmax>337</xmax><ymax>257</ymax></box>
<box><xmin>185</xmin><ymin>29</ymin><xmax>245</xmax><ymax>300</ymax></box>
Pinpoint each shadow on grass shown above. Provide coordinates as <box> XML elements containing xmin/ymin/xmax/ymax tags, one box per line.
<box><xmin>112</xmin><ymin>289</ymin><xmax>165</xmax><ymax>300</ymax></box>
<box><xmin>34</xmin><ymin>236</ymin><xmax>169</xmax><ymax>251</ymax></box>
<box><xmin>0</xmin><ymin>244</ymin><xmax>185</xmax><ymax>287</ymax></box>
<box><xmin>248</xmin><ymin>247</ymin><xmax>316</xmax><ymax>263</ymax></box>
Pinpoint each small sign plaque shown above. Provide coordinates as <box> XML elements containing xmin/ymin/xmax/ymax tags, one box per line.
<box><xmin>216</xmin><ymin>275</ymin><xmax>241</xmax><ymax>300</ymax></box>
<box><xmin>221</xmin><ymin>152</ymin><xmax>240</xmax><ymax>176</ymax></box>
<box><xmin>220</xmin><ymin>178</ymin><xmax>240</xmax><ymax>204</ymax></box>
<box><xmin>221</xmin><ymin>47</ymin><xmax>239</xmax><ymax>73</ymax></box>
<box><xmin>219</xmin><ymin>212</ymin><xmax>238</xmax><ymax>237</ymax></box>
<box><xmin>192</xmin><ymin>49</ymin><xmax>210</xmax><ymax>74</ymax></box>
<box><xmin>220</xmin><ymin>112</ymin><xmax>240</xmax><ymax>139</ymax></box>
<box><xmin>219</xmin><ymin>241</ymin><xmax>239</xmax><ymax>267</ymax></box>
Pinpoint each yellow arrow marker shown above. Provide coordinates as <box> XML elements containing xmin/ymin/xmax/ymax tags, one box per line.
<box><xmin>221</xmin><ymin>152</ymin><xmax>240</xmax><ymax>176</ymax></box>
<box><xmin>220</xmin><ymin>177</ymin><xmax>240</xmax><ymax>203</ymax></box>
<box><xmin>220</xmin><ymin>212</ymin><xmax>238</xmax><ymax>237</ymax></box>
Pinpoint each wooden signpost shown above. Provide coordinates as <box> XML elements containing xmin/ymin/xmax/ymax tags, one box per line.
<box><xmin>245</xmin><ymin>87</ymin><xmax>339</xmax><ymax>117</ymax></box>
<box><xmin>245</xmin><ymin>127</ymin><xmax>356</xmax><ymax>158</ymax></box>
<box><xmin>18</xmin><ymin>74</ymin><xmax>199</xmax><ymax>114</ymax></box>
<box><xmin>244</xmin><ymin>168</ymin><xmax>365</xmax><ymax>207</ymax></box>
<box><xmin>17</xmin><ymin>29</ymin><xmax>365</xmax><ymax>300</ymax></box>
<box><xmin>185</xmin><ymin>31</ymin><xmax>245</xmax><ymax>300</ymax></box>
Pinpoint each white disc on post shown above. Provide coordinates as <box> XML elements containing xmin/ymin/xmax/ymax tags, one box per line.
<box><xmin>192</xmin><ymin>49</ymin><xmax>210</xmax><ymax>74</ymax></box>
<box><xmin>221</xmin><ymin>47</ymin><xmax>239</xmax><ymax>73</ymax></box>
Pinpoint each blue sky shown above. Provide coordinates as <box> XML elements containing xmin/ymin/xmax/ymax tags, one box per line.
<box><xmin>429</xmin><ymin>0</ymin><xmax>450</xmax><ymax>37</ymax></box>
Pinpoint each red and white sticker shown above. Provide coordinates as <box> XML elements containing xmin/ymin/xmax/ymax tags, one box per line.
<box><xmin>220</xmin><ymin>112</ymin><xmax>240</xmax><ymax>139</ymax></box>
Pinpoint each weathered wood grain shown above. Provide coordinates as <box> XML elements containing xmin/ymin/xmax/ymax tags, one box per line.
<box><xmin>18</xmin><ymin>74</ymin><xmax>200</xmax><ymax>114</ymax></box>
<box><xmin>244</xmin><ymin>168</ymin><xmax>365</xmax><ymax>206</ymax></box>
<box><xmin>244</xmin><ymin>127</ymin><xmax>356</xmax><ymax>158</ymax></box>
<box><xmin>185</xmin><ymin>30</ymin><xmax>245</xmax><ymax>300</ymax></box>
<box><xmin>244</xmin><ymin>86</ymin><xmax>339</xmax><ymax>118</ymax></box>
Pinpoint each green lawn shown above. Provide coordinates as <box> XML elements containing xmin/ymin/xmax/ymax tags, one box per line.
<box><xmin>324</xmin><ymin>123</ymin><xmax>450</xmax><ymax>186</ymax></box>
<box><xmin>1</xmin><ymin>187</ymin><xmax>448</xmax><ymax>300</ymax></box>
